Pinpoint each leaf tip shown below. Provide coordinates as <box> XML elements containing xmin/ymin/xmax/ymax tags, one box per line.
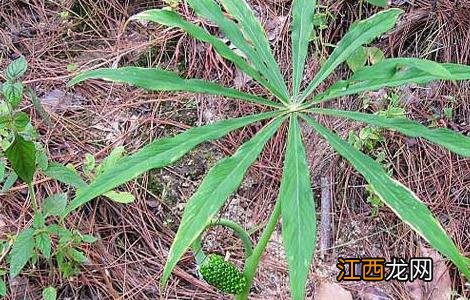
<box><xmin>66</xmin><ymin>77</ymin><xmax>80</xmax><ymax>87</ymax></box>
<box><xmin>67</xmin><ymin>70</ymin><xmax>99</xmax><ymax>87</ymax></box>
<box><xmin>130</xmin><ymin>12</ymin><xmax>146</xmax><ymax>21</ymax></box>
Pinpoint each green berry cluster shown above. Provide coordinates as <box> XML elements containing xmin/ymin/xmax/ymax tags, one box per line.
<box><xmin>199</xmin><ymin>254</ymin><xmax>247</xmax><ymax>295</ymax></box>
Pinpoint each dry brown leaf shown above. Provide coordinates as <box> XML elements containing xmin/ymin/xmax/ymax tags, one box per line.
<box><xmin>406</xmin><ymin>243</ymin><xmax>452</xmax><ymax>300</ymax></box>
<box><xmin>407</xmin><ymin>278</ymin><xmax>424</xmax><ymax>300</ymax></box>
<box><xmin>360</xmin><ymin>286</ymin><xmax>392</xmax><ymax>300</ymax></box>
<box><xmin>316</xmin><ymin>282</ymin><xmax>353</xmax><ymax>300</ymax></box>
<box><xmin>420</xmin><ymin>244</ymin><xmax>452</xmax><ymax>300</ymax></box>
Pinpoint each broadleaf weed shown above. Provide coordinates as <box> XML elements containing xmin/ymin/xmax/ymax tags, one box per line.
<box><xmin>0</xmin><ymin>58</ymin><xmax>98</xmax><ymax>298</ymax></box>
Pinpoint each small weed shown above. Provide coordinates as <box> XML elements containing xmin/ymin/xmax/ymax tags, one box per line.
<box><xmin>347</xmin><ymin>46</ymin><xmax>385</xmax><ymax>72</ymax></box>
<box><xmin>309</xmin><ymin>5</ymin><xmax>335</xmax><ymax>62</ymax></box>
<box><xmin>348</xmin><ymin>92</ymin><xmax>404</xmax><ymax>216</ymax></box>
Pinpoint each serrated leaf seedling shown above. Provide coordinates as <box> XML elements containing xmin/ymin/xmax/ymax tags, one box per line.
<box><xmin>0</xmin><ymin>57</ymin><xmax>99</xmax><ymax>298</ymax></box>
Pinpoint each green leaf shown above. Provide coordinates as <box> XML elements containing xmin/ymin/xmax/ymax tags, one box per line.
<box><xmin>291</xmin><ymin>0</ymin><xmax>316</xmax><ymax>97</ymax></box>
<box><xmin>279</xmin><ymin>116</ymin><xmax>316</xmax><ymax>300</ymax></box>
<box><xmin>351</xmin><ymin>58</ymin><xmax>451</xmax><ymax>80</ymax></box>
<box><xmin>315</xmin><ymin>62</ymin><xmax>470</xmax><ymax>104</ymax></box>
<box><xmin>36</xmin><ymin>146</ymin><xmax>49</xmax><ymax>171</ymax></box>
<box><xmin>131</xmin><ymin>9</ymin><xmax>286</xmax><ymax>102</ymax></box>
<box><xmin>0</xmin><ymin>278</ymin><xmax>6</xmax><ymax>297</ymax></box>
<box><xmin>67</xmin><ymin>63</ymin><xmax>78</xmax><ymax>73</ymax></box>
<box><xmin>68</xmin><ymin>67</ymin><xmax>283</xmax><ymax>108</ymax></box>
<box><xmin>299</xmin><ymin>9</ymin><xmax>403</xmax><ymax>102</ymax></box>
<box><xmin>0</xmin><ymin>116</ymin><xmax>8</xmax><ymax>130</ymax></box>
<box><xmin>310</xmin><ymin>108</ymin><xmax>470</xmax><ymax>157</ymax></box>
<box><xmin>42</xmin><ymin>286</ymin><xmax>57</xmax><ymax>300</ymax></box>
<box><xmin>83</xmin><ymin>153</ymin><xmax>95</xmax><ymax>174</ymax></box>
<box><xmin>9</xmin><ymin>228</ymin><xmax>35</xmax><ymax>278</ymax></box>
<box><xmin>302</xmin><ymin>114</ymin><xmax>470</xmax><ymax>281</ymax></box>
<box><xmin>56</xmin><ymin>251</ymin><xmax>74</xmax><ymax>278</ymax></box>
<box><xmin>95</xmin><ymin>146</ymin><xmax>125</xmax><ymax>175</ymax></box>
<box><xmin>443</xmin><ymin>107</ymin><xmax>453</xmax><ymax>120</ymax></box>
<box><xmin>366</xmin><ymin>46</ymin><xmax>385</xmax><ymax>64</ymax></box>
<box><xmin>43</xmin><ymin>193</ymin><xmax>68</xmax><ymax>217</ymax></box>
<box><xmin>1</xmin><ymin>172</ymin><xmax>18</xmax><ymax>193</ymax></box>
<box><xmin>312</xmin><ymin>12</ymin><xmax>328</xmax><ymax>30</ymax></box>
<box><xmin>43</xmin><ymin>162</ymin><xmax>87</xmax><ymax>189</ymax></box>
<box><xmin>5</xmin><ymin>57</ymin><xmax>28</xmax><ymax>81</ymax></box>
<box><xmin>366</xmin><ymin>0</ymin><xmax>388</xmax><ymax>7</ymax></box>
<box><xmin>103</xmin><ymin>190</ymin><xmax>135</xmax><ymax>204</ymax></box>
<box><xmin>47</xmin><ymin>225</ymin><xmax>72</xmax><ymax>241</ymax></box>
<box><xmin>2</xmin><ymin>82</ymin><xmax>24</xmax><ymax>108</ymax></box>
<box><xmin>0</xmin><ymin>159</ymin><xmax>5</xmax><ymax>183</ymax></box>
<box><xmin>186</xmin><ymin>0</ymin><xmax>290</xmax><ymax>102</ymax></box>
<box><xmin>33</xmin><ymin>212</ymin><xmax>46</xmax><ymax>229</ymax></box>
<box><xmin>26</xmin><ymin>87</ymin><xmax>52</xmax><ymax>126</ymax></box>
<box><xmin>67</xmin><ymin>248</ymin><xmax>87</xmax><ymax>263</ymax></box>
<box><xmin>63</xmin><ymin>111</ymin><xmax>280</xmax><ymax>216</ymax></box>
<box><xmin>35</xmin><ymin>232</ymin><xmax>52</xmax><ymax>259</ymax></box>
<box><xmin>161</xmin><ymin>117</ymin><xmax>285</xmax><ymax>286</ymax></box>
<box><xmin>5</xmin><ymin>135</ymin><xmax>36</xmax><ymax>183</ymax></box>
<box><xmin>346</xmin><ymin>46</ymin><xmax>367</xmax><ymax>72</ymax></box>
<box><xmin>80</xmin><ymin>234</ymin><xmax>97</xmax><ymax>243</ymax></box>
<box><xmin>217</xmin><ymin>0</ymin><xmax>288</xmax><ymax>96</ymax></box>
<box><xmin>13</xmin><ymin>112</ymin><xmax>29</xmax><ymax>131</ymax></box>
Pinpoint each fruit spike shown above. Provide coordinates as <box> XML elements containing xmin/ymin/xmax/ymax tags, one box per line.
<box><xmin>199</xmin><ymin>254</ymin><xmax>247</xmax><ymax>295</ymax></box>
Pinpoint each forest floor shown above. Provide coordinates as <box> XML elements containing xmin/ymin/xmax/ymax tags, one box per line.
<box><xmin>0</xmin><ymin>0</ymin><xmax>469</xmax><ymax>299</ymax></box>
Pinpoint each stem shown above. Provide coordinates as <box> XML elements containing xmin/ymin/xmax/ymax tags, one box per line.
<box><xmin>6</xmin><ymin>102</ymin><xmax>19</xmax><ymax>136</ymax></box>
<box><xmin>359</xmin><ymin>0</ymin><xmax>364</xmax><ymax>19</ymax></box>
<box><xmin>236</xmin><ymin>201</ymin><xmax>281</xmax><ymax>300</ymax></box>
<box><xmin>208</xmin><ymin>219</ymin><xmax>253</xmax><ymax>258</ymax></box>
<box><xmin>192</xmin><ymin>236</ymin><xmax>207</xmax><ymax>267</ymax></box>
<box><xmin>27</xmin><ymin>183</ymin><xmax>38</xmax><ymax>214</ymax></box>
<box><xmin>190</xmin><ymin>218</ymin><xmax>254</xmax><ymax>278</ymax></box>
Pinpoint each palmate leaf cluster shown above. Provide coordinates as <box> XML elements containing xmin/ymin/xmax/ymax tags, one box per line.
<box><xmin>68</xmin><ymin>1</ymin><xmax>470</xmax><ymax>298</ymax></box>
